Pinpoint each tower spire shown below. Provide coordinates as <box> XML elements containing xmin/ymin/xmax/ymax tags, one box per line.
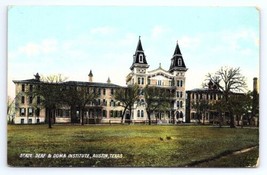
<box><xmin>130</xmin><ymin>36</ymin><xmax>149</xmax><ymax>70</ymax></box>
<box><xmin>169</xmin><ymin>41</ymin><xmax>187</xmax><ymax>73</ymax></box>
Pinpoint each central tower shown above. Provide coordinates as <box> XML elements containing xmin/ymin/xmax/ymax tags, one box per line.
<box><xmin>127</xmin><ymin>36</ymin><xmax>149</xmax><ymax>87</ymax></box>
<box><xmin>169</xmin><ymin>41</ymin><xmax>188</xmax><ymax>122</ymax></box>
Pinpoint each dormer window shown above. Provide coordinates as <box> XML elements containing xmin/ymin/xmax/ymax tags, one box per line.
<box><xmin>178</xmin><ymin>58</ymin><xmax>182</xmax><ymax>66</ymax></box>
<box><xmin>139</xmin><ymin>54</ymin><xmax>143</xmax><ymax>63</ymax></box>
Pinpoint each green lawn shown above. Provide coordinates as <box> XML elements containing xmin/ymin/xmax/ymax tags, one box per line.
<box><xmin>7</xmin><ymin>124</ymin><xmax>259</xmax><ymax>167</ymax></box>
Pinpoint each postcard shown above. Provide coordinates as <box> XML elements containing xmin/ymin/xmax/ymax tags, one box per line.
<box><xmin>7</xmin><ymin>6</ymin><xmax>259</xmax><ymax>167</ymax></box>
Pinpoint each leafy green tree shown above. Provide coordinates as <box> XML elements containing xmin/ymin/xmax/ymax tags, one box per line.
<box><xmin>192</xmin><ymin>98</ymin><xmax>209</xmax><ymax>124</ymax></box>
<box><xmin>29</xmin><ymin>74</ymin><xmax>67</xmax><ymax>128</ymax></box>
<box><xmin>62</xmin><ymin>84</ymin><xmax>99</xmax><ymax>125</ymax></box>
<box><xmin>143</xmin><ymin>85</ymin><xmax>171</xmax><ymax>125</ymax></box>
<box><xmin>205</xmin><ymin>67</ymin><xmax>247</xmax><ymax>128</ymax></box>
<box><xmin>113</xmin><ymin>84</ymin><xmax>139</xmax><ymax>123</ymax></box>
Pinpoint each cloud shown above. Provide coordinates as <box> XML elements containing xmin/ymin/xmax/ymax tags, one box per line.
<box><xmin>90</xmin><ymin>26</ymin><xmax>116</xmax><ymax>35</ymax></box>
<box><xmin>179</xmin><ymin>36</ymin><xmax>201</xmax><ymax>49</ymax></box>
<box><xmin>14</xmin><ymin>39</ymin><xmax>58</xmax><ymax>57</ymax></box>
<box><xmin>151</xmin><ymin>26</ymin><xmax>170</xmax><ymax>39</ymax></box>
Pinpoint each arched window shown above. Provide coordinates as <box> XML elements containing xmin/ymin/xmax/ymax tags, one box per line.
<box><xmin>139</xmin><ymin>54</ymin><xmax>143</xmax><ymax>63</ymax></box>
<box><xmin>178</xmin><ymin>58</ymin><xmax>182</xmax><ymax>66</ymax></box>
<box><xmin>141</xmin><ymin>110</ymin><xmax>144</xmax><ymax>117</ymax></box>
<box><xmin>137</xmin><ymin>110</ymin><xmax>140</xmax><ymax>117</ymax></box>
<box><xmin>141</xmin><ymin>78</ymin><xmax>144</xmax><ymax>85</ymax></box>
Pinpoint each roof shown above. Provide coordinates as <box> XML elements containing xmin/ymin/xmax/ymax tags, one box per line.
<box><xmin>61</xmin><ymin>81</ymin><xmax>121</xmax><ymax>88</ymax></box>
<box><xmin>186</xmin><ymin>88</ymin><xmax>222</xmax><ymax>93</ymax></box>
<box><xmin>169</xmin><ymin>42</ymin><xmax>187</xmax><ymax>72</ymax></box>
<box><xmin>130</xmin><ymin>37</ymin><xmax>149</xmax><ymax>70</ymax></box>
<box><xmin>13</xmin><ymin>79</ymin><xmax>41</xmax><ymax>84</ymax></box>
<box><xmin>136</xmin><ymin>36</ymin><xmax>144</xmax><ymax>52</ymax></box>
<box><xmin>13</xmin><ymin>79</ymin><xmax>122</xmax><ymax>88</ymax></box>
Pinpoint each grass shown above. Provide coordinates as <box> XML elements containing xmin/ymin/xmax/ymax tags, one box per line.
<box><xmin>7</xmin><ymin>124</ymin><xmax>259</xmax><ymax>167</ymax></box>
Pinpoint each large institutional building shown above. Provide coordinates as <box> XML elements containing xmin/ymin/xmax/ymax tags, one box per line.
<box><xmin>12</xmin><ymin>37</ymin><xmax>188</xmax><ymax>124</ymax></box>
<box><xmin>12</xmin><ymin>37</ymin><xmax>258</xmax><ymax>125</ymax></box>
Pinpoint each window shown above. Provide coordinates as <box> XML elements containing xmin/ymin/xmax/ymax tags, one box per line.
<box><xmin>20</xmin><ymin>108</ymin><xmax>25</xmax><ymax>116</ymax></box>
<box><xmin>102</xmin><ymin>110</ymin><xmax>107</xmax><ymax>118</ymax></box>
<box><xmin>29</xmin><ymin>85</ymin><xmax>33</xmax><ymax>92</ymax></box>
<box><xmin>28</xmin><ymin>119</ymin><xmax>32</xmax><ymax>124</ymax></box>
<box><xmin>177</xmin><ymin>101</ymin><xmax>180</xmax><ymax>108</ymax></box>
<box><xmin>29</xmin><ymin>96</ymin><xmax>33</xmax><ymax>104</ymax></box>
<box><xmin>141</xmin><ymin>110</ymin><xmax>144</xmax><ymax>117</ymax></box>
<box><xmin>111</xmin><ymin>88</ymin><xmax>114</xmax><ymax>95</ymax></box>
<box><xmin>158</xmin><ymin>80</ymin><xmax>162</xmax><ymax>86</ymax></box>
<box><xmin>37</xmin><ymin>96</ymin><xmax>41</xmax><ymax>104</ymax></box>
<box><xmin>178</xmin><ymin>58</ymin><xmax>182</xmax><ymax>66</ymax></box>
<box><xmin>98</xmin><ymin>88</ymin><xmax>101</xmax><ymax>95</ymax></box>
<box><xmin>148</xmin><ymin>79</ymin><xmax>151</xmax><ymax>85</ymax></box>
<box><xmin>110</xmin><ymin>100</ymin><xmax>114</xmax><ymax>107</ymax></box>
<box><xmin>103</xmin><ymin>99</ymin><xmax>106</xmax><ymax>106</ymax></box>
<box><xmin>180</xmin><ymin>101</ymin><xmax>183</xmax><ymax>108</ymax></box>
<box><xmin>21</xmin><ymin>119</ymin><xmax>24</xmax><ymax>124</ymax></box>
<box><xmin>35</xmin><ymin>108</ymin><xmax>40</xmax><ymax>117</ymax></box>
<box><xmin>180</xmin><ymin>80</ymin><xmax>183</xmax><ymax>87</ymax></box>
<box><xmin>137</xmin><ymin>110</ymin><xmax>140</xmax><ymax>117</ymax></box>
<box><xmin>141</xmin><ymin>78</ymin><xmax>144</xmax><ymax>85</ymax></box>
<box><xmin>180</xmin><ymin>92</ymin><xmax>183</xmax><ymax>98</ymax></box>
<box><xmin>177</xmin><ymin>80</ymin><xmax>180</xmax><ymax>87</ymax></box>
<box><xmin>28</xmin><ymin>108</ymin><xmax>34</xmax><ymax>116</ymax></box>
<box><xmin>139</xmin><ymin>54</ymin><xmax>143</xmax><ymax>63</ymax></box>
<box><xmin>22</xmin><ymin>84</ymin><xmax>25</xmax><ymax>92</ymax></box>
<box><xmin>138</xmin><ymin>77</ymin><xmax>141</xmax><ymax>84</ymax></box>
<box><xmin>103</xmin><ymin>88</ymin><xmax>106</xmax><ymax>95</ymax></box>
<box><xmin>21</xmin><ymin>96</ymin><xmax>25</xmax><ymax>104</ymax></box>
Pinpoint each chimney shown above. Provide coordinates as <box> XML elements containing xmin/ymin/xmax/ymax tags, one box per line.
<box><xmin>88</xmin><ymin>70</ymin><xmax>93</xmax><ymax>82</ymax></box>
<box><xmin>253</xmin><ymin>77</ymin><xmax>258</xmax><ymax>93</ymax></box>
<box><xmin>107</xmin><ymin>77</ymin><xmax>111</xmax><ymax>84</ymax></box>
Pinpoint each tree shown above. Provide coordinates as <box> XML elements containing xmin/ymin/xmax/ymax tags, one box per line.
<box><xmin>30</xmin><ymin>74</ymin><xmax>67</xmax><ymax>128</ymax></box>
<box><xmin>192</xmin><ymin>98</ymin><xmax>209</xmax><ymax>124</ymax></box>
<box><xmin>62</xmin><ymin>84</ymin><xmax>99</xmax><ymax>125</ymax></box>
<box><xmin>113</xmin><ymin>84</ymin><xmax>140</xmax><ymax>123</ymax></box>
<box><xmin>7</xmin><ymin>96</ymin><xmax>15</xmax><ymax>124</ymax></box>
<box><xmin>205</xmin><ymin>66</ymin><xmax>247</xmax><ymax>128</ymax></box>
<box><xmin>143</xmin><ymin>85</ymin><xmax>171</xmax><ymax>125</ymax></box>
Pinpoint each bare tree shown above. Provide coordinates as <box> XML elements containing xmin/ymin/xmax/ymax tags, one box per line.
<box><xmin>205</xmin><ymin>66</ymin><xmax>247</xmax><ymax>128</ymax></box>
<box><xmin>7</xmin><ymin>96</ymin><xmax>15</xmax><ymax>124</ymax></box>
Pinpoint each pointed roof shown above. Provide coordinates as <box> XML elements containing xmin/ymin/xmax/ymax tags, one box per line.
<box><xmin>173</xmin><ymin>41</ymin><xmax>182</xmax><ymax>55</ymax></box>
<box><xmin>130</xmin><ymin>36</ymin><xmax>149</xmax><ymax>70</ymax></box>
<box><xmin>169</xmin><ymin>41</ymin><xmax>187</xmax><ymax>73</ymax></box>
<box><xmin>88</xmin><ymin>70</ymin><xmax>93</xmax><ymax>77</ymax></box>
<box><xmin>136</xmin><ymin>36</ymin><xmax>144</xmax><ymax>52</ymax></box>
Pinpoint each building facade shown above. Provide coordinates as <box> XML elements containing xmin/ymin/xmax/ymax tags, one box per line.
<box><xmin>12</xmin><ymin>37</ymin><xmax>188</xmax><ymax>124</ymax></box>
<box><xmin>185</xmin><ymin>78</ymin><xmax>259</xmax><ymax>125</ymax></box>
<box><xmin>126</xmin><ymin>37</ymin><xmax>188</xmax><ymax>123</ymax></box>
<box><xmin>13</xmin><ymin>73</ymin><xmax>124</xmax><ymax>124</ymax></box>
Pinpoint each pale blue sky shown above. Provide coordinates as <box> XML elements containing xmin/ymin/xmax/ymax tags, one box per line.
<box><xmin>8</xmin><ymin>6</ymin><xmax>259</xmax><ymax>97</ymax></box>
